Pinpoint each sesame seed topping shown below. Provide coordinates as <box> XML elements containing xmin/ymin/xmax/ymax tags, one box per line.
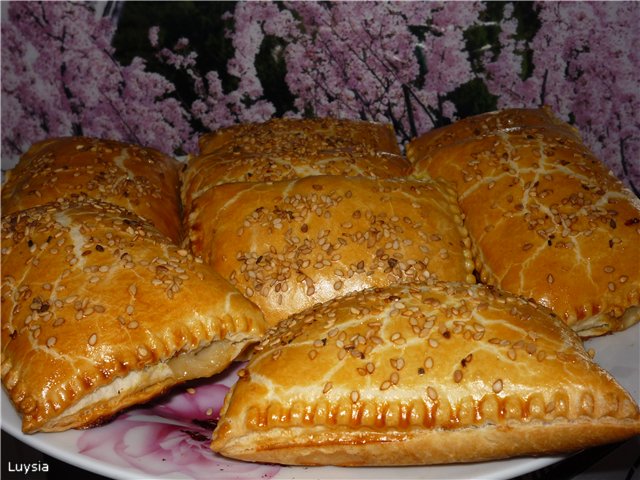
<box><xmin>492</xmin><ymin>379</ymin><xmax>503</xmax><ymax>393</ymax></box>
<box><xmin>350</xmin><ymin>391</ymin><xmax>360</xmax><ymax>403</ymax></box>
<box><xmin>547</xmin><ymin>273</ymin><xmax>554</xmax><ymax>284</ymax></box>
<box><xmin>46</xmin><ymin>336</ymin><xmax>57</xmax><ymax>347</ymax></box>
<box><xmin>323</xmin><ymin>382</ymin><xmax>333</xmax><ymax>394</ymax></box>
<box><xmin>453</xmin><ymin>369</ymin><xmax>463</xmax><ymax>383</ymax></box>
<box><xmin>88</xmin><ymin>333</ymin><xmax>97</xmax><ymax>346</ymax></box>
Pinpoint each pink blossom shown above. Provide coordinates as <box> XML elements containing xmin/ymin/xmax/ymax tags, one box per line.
<box><xmin>1</xmin><ymin>2</ymin><xmax>192</xmax><ymax>164</ymax></box>
<box><xmin>482</xmin><ymin>1</ymin><xmax>640</xmax><ymax>193</ymax></box>
<box><xmin>148</xmin><ymin>26</ymin><xmax>160</xmax><ymax>48</ymax></box>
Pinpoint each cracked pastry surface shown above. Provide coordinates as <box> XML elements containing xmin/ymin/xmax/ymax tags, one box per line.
<box><xmin>1</xmin><ymin>136</ymin><xmax>183</xmax><ymax>244</ymax></box>
<box><xmin>408</xmin><ymin>107</ymin><xmax>640</xmax><ymax>337</ymax></box>
<box><xmin>1</xmin><ymin>199</ymin><xmax>266</xmax><ymax>433</ymax></box>
<box><xmin>211</xmin><ymin>282</ymin><xmax>640</xmax><ymax>466</ymax></box>
<box><xmin>186</xmin><ymin>175</ymin><xmax>476</xmax><ymax>326</ymax></box>
<box><xmin>182</xmin><ymin>117</ymin><xmax>410</xmax><ymax>213</ymax></box>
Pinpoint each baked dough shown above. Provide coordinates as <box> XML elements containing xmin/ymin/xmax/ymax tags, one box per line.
<box><xmin>1</xmin><ymin>136</ymin><xmax>183</xmax><ymax>244</ymax></box>
<box><xmin>182</xmin><ymin>118</ymin><xmax>410</xmax><ymax>212</ymax></box>
<box><xmin>408</xmin><ymin>107</ymin><xmax>640</xmax><ymax>337</ymax></box>
<box><xmin>186</xmin><ymin>175</ymin><xmax>476</xmax><ymax>326</ymax></box>
<box><xmin>211</xmin><ymin>282</ymin><xmax>640</xmax><ymax>466</ymax></box>
<box><xmin>1</xmin><ymin>199</ymin><xmax>266</xmax><ymax>433</ymax></box>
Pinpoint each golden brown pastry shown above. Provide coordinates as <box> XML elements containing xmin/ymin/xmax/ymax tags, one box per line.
<box><xmin>1</xmin><ymin>137</ymin><xmax>183</xmax><ymax>244</ymax></box>
<box><xmin>186</xmin><ymin>175</ymin><xmax>476</xmax><ymax>326</ymax></box>
<box><xmin>182</xmin><ymin>118</ymin><xmax>410</xmax><ymax>212</ymax></box>
<box><xmin>211</xmin><ymin>282</ymin><xmax>640</xmax><ymax>466</ymax></box>
<box><xmin>408</xmin><ymin>107</ymin><xmax>640</xmax><ymax>337</ymax></box>
<box><xmin>1</xmin><ymin>199</ymin><xmax>266</xmax><ymax>433</ymax></box>
<box><xmin>406</xmin><ymin>106</ymin><xmax>581</xmax><ymax>162</ymax></box>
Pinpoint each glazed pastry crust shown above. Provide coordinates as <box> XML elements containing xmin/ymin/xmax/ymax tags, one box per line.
<box><xmin>1</xmin><ymin>200</ymin><xmax>266</xmax><ymax>433</ymax></box>
<box><xmin>186</xmin><ymin>175</ymin><xmax>476</xmax><ymax>326</ymax></box>
<box><xmin>211</xmin><ymin>282</ymin><xmax>640</xmax><ymax>466</ymax></box>
<box><xmin>1</xmin><ymin>137</ymin><xmax>183</xmax><ymax>244</ymax></box>
<box><xmin>408</xmin><ymin>108</ymin><xmax>640</xmax><ymax>337</ymax></box>
<box><xmin>182</xmin><ymin>118</ymin><xmax>410</xmax><ymax>212</ymax></box>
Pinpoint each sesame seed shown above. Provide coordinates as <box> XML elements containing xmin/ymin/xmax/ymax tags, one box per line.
<box><xmin>46</xmin><ymin>336</ymin><xmax>57</xmax><ymax>347</ymax></box>
<box><xmin>608</xmin><ymin>282</ymin><xmax>616</xmax><ymax>292</ymax></box>
<box><xmin>88</xmin><ymin>333</ymin><xmax>97</xmax><ymax>346</ymax></box>
<box><xmin>547</xmin><ymin>273</ymin><xmax>554</xmax><ymax>284</ymax></box>
<box><xmin>308</xmin><ymin>350</ymin><xmax>317</xmax><ymax>360</ymax></box>
<box><xmin>390</xmin><ymin>372</ymin><xmax>399</xmax><ymax>385</ymax></box>
<box><xmin>350</xmin><ymin>391</ymin><xmax>360</xmax><ymax>403</ymax></box>
<box><xmin>603</xmin><ymin>265</ymin><xmax>615</xmax><ymax>273</ymax></box>
<box><xmin>427</xmin><ymin>386</ymin><xmax>438</xmax><ymax>400</ymax></box>
<box><xmin>138</xmin><ymin>346</ymin><xmax>148</xmax><ymax>357</ymax></box>
<box><xmin>492</xmin><ymin>379</ymin><xmax>503</xmax><ymax>393</ymax></box>
<box><xmin>619</xmin><ymin>275</ymin><xmax>628</xmax><ymax>283</ymax></box>
<box><xmin>323</xmin><ymin>382</ymin><xmax>333</xmax><ymax>393</ymax></box>
<box><xmin>453</xmin><ymin>369</ymin><xmax>463</xmax><ymax>383</ymax></box>
<box><xmin>424</xmin><ymin>357</ymin><xmax>434</xmax><ymax>369</ymax></box>
<box><xmin>380</xmin><ymin>380</ymin><xmax>392</xmax><ymax>391</ymax></box>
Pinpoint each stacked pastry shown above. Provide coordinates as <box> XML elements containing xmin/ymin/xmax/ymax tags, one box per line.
<box><xmin>407</xmin><ymin>107</ymin><xmax>640</xmax><ymax>337</ymax></box>
<box><xmin>182</xmin><ymin>118</ymin><xmax>474</xmax><ymax>327</ymax></box>
<box><xmin>179</xmin><ymin>116</ymin><xmax>640</xmax><ymax>465</ymax></box>
<box><xmin>1</xmin><ymin>114</ymin><xmax>639</xmax><ymax>467</ymax></box>
<box><xmin>1</xmin><ymin>137</ymin><xmax>266</xmax><ymax>433</ymax></box>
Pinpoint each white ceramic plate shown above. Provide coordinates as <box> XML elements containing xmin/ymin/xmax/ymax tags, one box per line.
<box><xmin>2</xmin><ymin>322</ymin><xmax>638</xmax><ymax>480</ymax></box>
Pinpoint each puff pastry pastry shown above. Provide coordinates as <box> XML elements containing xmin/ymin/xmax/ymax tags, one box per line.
<box><xmin>186</xmin><ymin>175</ymin><xmax>476</xmax><ymax>326</ymax></box>
<box><xmin>211</xmin><ymin>282</ymin><xmax>640</xmax><ymax>466</ymax></box>
<box><xmin>1</xmin><ymin>199</ymin><xmax>266</xmax><ymax>433</ymax></box>
<box><xmin>1</xmin><ymin>137</ymin><xmax>183</xmax><ymax>243</ymax></box>
<box><xmin>408</xmin><ymin>107</ymin><xmax>640</xmax><ymax>337</ymax></box>
<box><xmin>182</xmin><ymin>118</ymin><xmax>410</xmax><ymax>212</ymax></box>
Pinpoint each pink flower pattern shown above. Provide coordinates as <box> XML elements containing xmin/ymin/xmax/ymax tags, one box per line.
<box><xmin>76</xmin><ymin>364</ymin><xmax>280</xmax><ymax>479</ymax></box>
<box><xmin>2</xmin><ymin>1</ymin><xmax>638</xmax><ymax>194</ymax></box>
